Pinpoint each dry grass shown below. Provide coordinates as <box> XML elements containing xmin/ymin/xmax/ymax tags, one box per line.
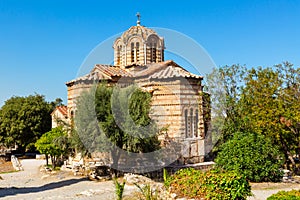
<box><xmin>0</xmin><ymin>159</ymin><xmax>15</xmax><ymax>174</ymax></box>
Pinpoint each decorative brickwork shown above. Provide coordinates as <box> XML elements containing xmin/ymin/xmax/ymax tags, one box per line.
<box><xmin>55</xmin><ymin>24</ymin><xmax>211</xmax><ymax>164</ymax></box>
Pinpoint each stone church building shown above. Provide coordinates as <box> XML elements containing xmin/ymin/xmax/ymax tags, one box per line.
<box><xmin>52</xmin><ymin>17</ymin><xmax>211</xmax><ymax>164</ymax></box>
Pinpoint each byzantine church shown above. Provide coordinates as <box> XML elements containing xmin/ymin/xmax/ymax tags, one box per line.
<box><xmin>52</xmin><ymin>15</ymin><xmax>211</xmax><ymax>164</ymax></box>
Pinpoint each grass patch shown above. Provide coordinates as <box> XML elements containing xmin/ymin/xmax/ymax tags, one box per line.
<box><xmin>45</xmin><ymin>164</ymin><xmax>61</xmax><ymax>171</ymax></box>
<box><xmin>0</xmin><ymin>170</ymin><xmax>17</xmax><ymax>174</ymax></box>
<box><xmin>267</xmin><ymin>189</ymin><xmax>300</xmax><ymax>199</ymax></box>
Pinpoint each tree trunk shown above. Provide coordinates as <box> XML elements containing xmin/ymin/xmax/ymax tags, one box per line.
<box><xmin>51</xmin><ymin>155</ymin><xmax>56</xmax><ymax>169</ymax></box>
<box><xmin>280</xmin><ymin>135</ymin><xmax>296</xmax><ymax>171</ymax></box>
<box><xmin>45</xmin><ymin>154</ymin><xmax>49</xmax><ymax>166</ymax></box>
<box><xmin>111</xmin><ymin>149</ymin><xmax>121</xmax><ymax>176</ymax></box>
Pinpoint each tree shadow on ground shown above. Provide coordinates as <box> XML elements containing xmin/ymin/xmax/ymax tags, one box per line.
<box><xmin>0</xmin><ymin>177</ymin><xmax>88</xmax><ymax>198</ymax></box>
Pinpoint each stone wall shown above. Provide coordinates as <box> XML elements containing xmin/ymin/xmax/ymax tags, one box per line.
<box><xmin>66</xmin><ymin>76</ymin><xmax>211</xmax><ymax>164</ymax></box>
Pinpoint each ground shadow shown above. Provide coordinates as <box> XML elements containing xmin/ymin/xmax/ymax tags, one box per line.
<box><xmin>0</xmin><ymin>177</ymin><xmax>88</xmax><ymax>198</ymax></box>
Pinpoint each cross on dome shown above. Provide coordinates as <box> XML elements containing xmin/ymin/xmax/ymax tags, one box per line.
<box><xmin>136</xmin><ymin>12</ymin><xmax>141</xmax><ymax>26</ymax></box>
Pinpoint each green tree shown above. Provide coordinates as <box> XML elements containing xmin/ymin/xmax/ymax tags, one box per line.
<box><xmin>35</xmin><ymin>127</ymin><xmax>69</xmax><ymax>168</ymax></box>
<box><xmin>215</xmin><ymin>132</ymin><xmax>284</xmax><ymax>182</ymax></box>
<box><xmin>276</xmin><ymin>62</ymin><xmax>300</xmax><ymax>169</ymax></box>
<box><xmin>74</xmin><ymin>83</ymin><xmax>160</xmax><ymax>173</ymax></box>
<box><xmin>240</xmin><ymin>64</ymin><xmax>300</xmax><ymax>170</ymax></box>
<box><xmin>207</xmin><ymin>63</ymin><xmax>300</xmax><ymax>172</ymax></box>
<box><xmin>0</xmin><ymin>94</ymin><xmax>54</xmax><ymax>151</ymax></box>
<box><xmin>204</xmin><ymin>64</ymin><xmax>247</xmax><ymax>153</ymax></box>
<box><xmin>50</xmin><ymin>98</ymin><xmax>64</xmax><ymax>108</ymax></box>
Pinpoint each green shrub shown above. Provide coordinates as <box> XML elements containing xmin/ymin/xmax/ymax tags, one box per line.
<box><xmin>134</xmin><ymin>183</ymin><xmax>159</xmax><ymax>200</ymax></box>
<box><xmin>167</xmin><ymin>168</ymin><xmax>251</xmax><ymax>200</ymax></box>
<box><xmin>113</xmin><ymin>178</ymin><xmax>126</xmax><ymax>200</ymax></box>
<box><xmin>163</xmin><ymin>168</ymin><xmax>169</xmax><ymax>187</ymax></box>
<box><xmin>267</xmin><ymin>190</ymin><xmax>300</xmax><ymax>200</ymax></box>
<box><xmin>215</xmin><ymin>132</ymin><xmax>284</xmax><ymax>182</ymax></box>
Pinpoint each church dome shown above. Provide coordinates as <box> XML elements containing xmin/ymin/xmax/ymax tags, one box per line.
<box><xmin>113</xmin><ymin>15</ymin><xmax>165</xmax><ymax>68</ymax></box>
<box><xmin>120</xmin><ymin>25</ymin><xmax>157</xmax><ymax>44</ymax></box>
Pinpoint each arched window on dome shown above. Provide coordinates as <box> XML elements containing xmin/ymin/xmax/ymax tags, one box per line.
<box><xmin>136</xmin><ymin>42</ymin><xmax>140</xmax><ymax>63</ymax></box>
<box><xmin>150</xmin><ymin>42</ymin><xmax>157</xmax><ymax>63</ymax></box>
<box><xmin>131</xmin><ymin>42</ymin><xmax>135</xmax><ymax>63</ymax></box>
<box><xmin>130</xmin><ymin>42</ymin><xmax>140</xmax><ymax>63</ymax></box>
<box><xmin>116</xmin><ymin>45</ymin><xmax>121</xmax><ymax>66</ymax></box>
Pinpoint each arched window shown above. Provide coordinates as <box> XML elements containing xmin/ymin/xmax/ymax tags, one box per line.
<box><xmin>116</xmin><ymin>45</ymin><xmax>121</xmax><ymax>66</ymax></box>
<box><xmin>131</xmin><ymin>42</ymin><xmax>135</xmax><ymax>63</ymax></box>
<box><xmin>150</xmin><ymin>42</ymin><xmax>156</xmax><ymax>63</ymax></box>
<box><xmin>189</xmin><ymin>108</ymin><xmax>193</xmax><ymax>138</ymax></box>
<box><xmin>130</xmin><ymin>42</ymin><xmax>140</xmax><ymax>63</ymax></box>
<box><xmin>184</xmin><ymin>109</ymin><xmax>188</xmax><ymax>138</ymax></box>
<box><xmin>185</xmin><ymin>108</ymin><xmax>199</xmax><ymax>138</ymax></box>
<box><xmin>147</xmin><ymin>35</ymin><xmax>160</xmax><ymax>63</ymax></box>
<box><xmin>136</xmin><ymin>42</ymin><xmax>140</xmax><ymax>62</ymax></box>
<box><xmin>194</xmin><ymin>110</ymin><xmax>199</xmax><ymax>137</ymax></box>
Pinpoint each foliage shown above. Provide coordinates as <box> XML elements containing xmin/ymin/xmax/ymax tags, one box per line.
<box><xmin>167</xmin><ymin>168</ymin><xmax>251</xmax><ymax>200</ymax></box>
<box><xmin>134</xmin><ymin>183</ymin><xmax>159</xmax><ymax>200</ymax></box>
<box><xmin>105</xmin><ymin>84</ymin><xmax>160</xmax><ymax>153</ymax></box>
<box><xmin>206</xmin><ymin>63</ymin><xmax>300</xmax><ymax>172</ymax></box>
<box><xmin>74</xmin><ymin>83</ymin><xmax>160</xmax><ymax>172</ymax></box>
<box><xmin>239</xmin><ymin>63</ymin><xmax>300</xmax><ymax>170</ymax></box>
<box><xmin>113</xmin><ymin>178</ymin><xmax>126</xmax><ymax>200</ymax></box>
<box><xmin>45</xmin><ymin>164</ymin><xmax>61</xmax><ymax>171</ymax></box>
<box><xmin>74</xmin><ymin>85</ymin><xmax>105</xmax><ymax>155</ymax></box>
<box><xmin>35</xmin><ymin>127</ymin><xmax>69</xmax><ymax>168</ymax></box>
<box><xmin>215</xmin><ymin>132</ymin><xmax>284</xmax><ymax>182</ymax></box>
<box><xmin>267</xmin><ymin>190</ymin><xmax>300</xmax><ymax>200</ymax></box>
<box><xmin>69</xmin><ymin>127</ymin><xmax>88</xmax><ymax>157</ymax></box>
<box><xmin>204</xmin><ymin>64</ymin><xmax>247</xmax><ymax>153</ymax></box>
<box><xmin>0</xmin><ymin>94</ymin><xmax>56</xmax><ymax>151</ymax></box>
<box><xmin>163</xmin><ymin>168</ymin><xmax>169</xmax><ymax>187</ymax></box>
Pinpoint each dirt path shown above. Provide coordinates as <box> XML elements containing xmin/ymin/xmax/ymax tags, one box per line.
<box><xmin>248</xmin><ymin>182</ymin><xmax>300</xmax><ymax>200</ymax></box>
<box><xmin>1</xmin><ymin>159</ymin><xmax>300</xmax><ymax>200</ymax></box>
<box><xmin>0</xmin><ymin>159</ymin><xmax>119</xmax><ymax>200</ymax></box>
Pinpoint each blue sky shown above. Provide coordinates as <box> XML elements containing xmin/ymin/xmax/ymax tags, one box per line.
<box><xmin>0</xmin><ymin>0</ymin><xmax>299</xmax><ymax>106</ymax></box>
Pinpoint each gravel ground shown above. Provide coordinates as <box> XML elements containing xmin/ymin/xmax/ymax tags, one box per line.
<box><xmin>1</xmin><ymin>159</ymin><xmax>300</xmax><ymax>200</ymax></box>
<box><xmin>0</xmin><ymin>159</ymin><xmax>121</xmax><ymax>200</ymax></box>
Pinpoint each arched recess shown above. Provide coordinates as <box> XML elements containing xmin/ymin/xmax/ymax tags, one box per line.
<box><xmin>147</xmin><ymin>34</ymin><xmax>159</xmax><ymax>63</ymax></box>
<box><xmin>183</xmin><ymin>107</ymin><xmax>200</xmax><ymax>138</ymax></box>
<box><xmin>127</xmin><ymin>37</ymin><xmax>142</xmax><ymax>64</ymax></box>
<box><xmin>113</xmin><ymin>38</ymin><xmax>123</xmax><ymax>66</ymax></box>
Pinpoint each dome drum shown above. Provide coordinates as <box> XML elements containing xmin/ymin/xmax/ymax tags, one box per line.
<box><xmin>113</xmin><ymin>25</ymin><xmax>164</xmax><ymax>67</ymax></box>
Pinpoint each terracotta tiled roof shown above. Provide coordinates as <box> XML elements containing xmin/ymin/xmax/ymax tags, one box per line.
<box><xmin>150</xmin><ymin>63</ymin><xmax>202</xmax><ymax>79</ymax></box>
<box><xmin>51</xmin><ymin>106</ymin><xmax>68</xmax><ymax>117</ymax></box>
<box><xmin>66</xmin><ymin>65</ymin><xmax>132</xmax><ymax>85</ymax></box>
<box><xmin>93</xmin><ymin>64</ymin><xmax>132</xmax><ymax>77</ymax></box>
<box><xmin>132</xmin><ymin>60</ymin><xmax>203</xmax><ymax>79</ymax></box>
<box><xmin>66</xmin><ymin>60</ymin><xmax>202</xmax><ymax>85</ymax></box>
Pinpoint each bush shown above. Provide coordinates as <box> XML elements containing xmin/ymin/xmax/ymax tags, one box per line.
<box><xmin>167</xmin><ymin>168</ymin><xmax>251</xmax><ymax>200</ymax></box>
<box><xmin>267</xmin><ymin>190</ymin><xmax>300</xmax><ymax>200</ymax></box>
<box><xmin>135</xmin><ymin>183</ymin><xmax>159</xmax><ymax>200</ymax></box>
<box><xmin>113</xmin><ymin>178</ymin><xmax>125</xmax><ymax>200</ymax></box>
<box><xmin>215</xmin><ymin>132</ymin><xmax>284</xmax><ymax>182</ymax></box>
